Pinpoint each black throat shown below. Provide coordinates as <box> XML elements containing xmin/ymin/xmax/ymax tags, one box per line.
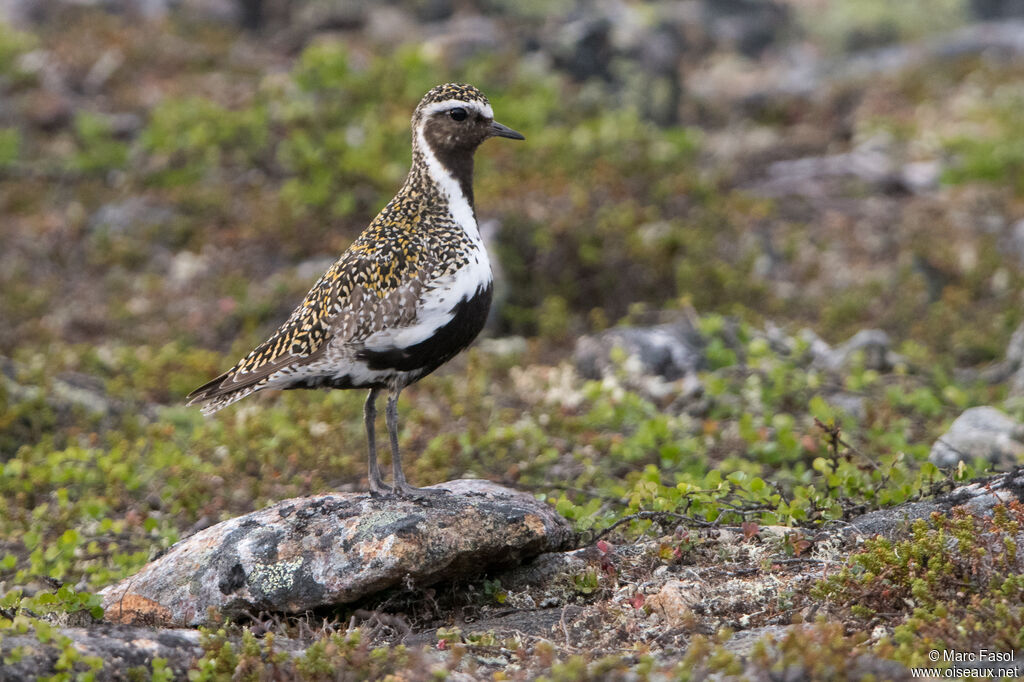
<box><xmin>423</xmin><ymin>139</ymin><xmax>476</xmax><ymax>208</ymax></box>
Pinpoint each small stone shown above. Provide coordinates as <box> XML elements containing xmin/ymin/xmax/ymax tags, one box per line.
<box><xmin>82</xmin><ymin>48</ymin><xmax>124</xmax><ymax>95</ymax></box>
<box><xmin>820</xmin><ymin>329</ymin><xmax>896</xmax><ymax>372</ymax></box>
<box><xmin>645</xmin><ymin>580</ymin><xmax>701</xmax><ymax>628</ymax></box>
<box><xmin>169</xmin><ymin>251</ymin><xmax>208</xmax><ymax>286</ymax></box>
<box><xmin>1009</xmin><ymin>367</ymin><xmax>1024</xmax><ymax>398</ymax></box>
<box><xmin>825</xmin><ymin>392</ymin><xmax>867</xmax><ymax>421</ymax></box>
<box><xmin>1005</xmin><ymin>321</ymin><xmax>1024</xmax><ymax>367</ymax></box>
<box><xmin>88</xmin><ymin>198</ymin><xmax>175</xmax><ymax>237</ymax></box>
<box><xmin>797</xmin><ymin>328</ymin><xmax>833</xmax><ymax>366</ymax></box>
<box><xmin>929</xmin><ymin>406</ymin><xmax>1024</xmax><ymax>468</ymax></box>
<box><xmin>900</xmin><ymin>160</ymin><xmax>941</xmax><ymax>193</ymax></box>
<box><xmin>24</xmin><ymin>90</ymin><xmax>72</xmax><ymax>131</ymax></box>
<box><xmin>477</xmin><ymin>336</ymin><xmax>528</xmax><ymax>358</ymax></box>
<box><xmin>574</xmin><ymin>320</ymin><xmax>705</xmax><ymax>381</ymax></box>
<box><xmin>421</xmin><ymin>14</ymin><xmax>500</xmax><ymax>65</ymax></box>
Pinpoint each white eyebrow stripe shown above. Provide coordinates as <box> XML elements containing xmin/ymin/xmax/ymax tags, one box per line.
<box><xmin>420</xmin><ymin>98</ymin><xmax>494</xmax><ymax>119</ymax></box>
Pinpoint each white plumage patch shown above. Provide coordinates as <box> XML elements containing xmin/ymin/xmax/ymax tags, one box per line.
<box><xmin>364</xmin><ymin>129</ymin><xmax>492</xmax><ymax>353</ymax></box>
<box><xmin>419</xmin><ymin>98</ymin><xmax>494</xmax><ymax>120</ymax></box>
<box><xmin>414</xmin><ymin>124</ymin><xmax>484</xmax><ymax>245</ymax></box>
<box><xmin>253</xmin><ymin>131</ymin><xmax>494</xmax><ymax>392</ymax></box>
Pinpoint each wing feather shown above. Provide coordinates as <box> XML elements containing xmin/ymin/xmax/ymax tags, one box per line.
<box><xmin>186</xmin><ymin>219</ymin><xmax>434</xmax><ymax>411</ymax></box>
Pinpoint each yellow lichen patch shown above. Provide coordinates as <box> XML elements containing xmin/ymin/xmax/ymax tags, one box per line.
<box><xmin>103</xmin><ymin>593</ymin><xmax>173</xmax><ymax>626</ymax></box>
<box><xmin>248</xmin><ymin>558</ymin><xmax>303</xmax><ymax>594</ymax></box>
<box><xmin>522</xmin><ymin>514</ymin><xmax>546</xmax><ymax>536</ymax></box>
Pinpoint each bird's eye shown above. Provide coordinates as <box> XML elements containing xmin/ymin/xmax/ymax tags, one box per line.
<box><xmin>449</xmin><ymin>107</ymin><xmax>468</xmax><ymax>122</ymax></box>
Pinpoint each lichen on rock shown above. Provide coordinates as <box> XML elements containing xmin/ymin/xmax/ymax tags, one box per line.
<box><xmin>99</xmin><ymin>479</ymin><xmax>574</xmax><ymax>626</ymax></box>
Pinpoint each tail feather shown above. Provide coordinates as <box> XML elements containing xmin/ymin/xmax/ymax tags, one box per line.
<box><xmin>187</xmin><ymin>337</ymin><xmax>328</xmax><ymax>414</ymax></box>
<box><xmin>186</xmin><ymin>371</ymin><xmax>269</xmax><ymax>415</ymax></box>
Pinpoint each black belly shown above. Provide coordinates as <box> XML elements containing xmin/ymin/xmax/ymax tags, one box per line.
<box><xmin>356</xmin><ymin>281</ymin><xmax>493</xmax><ymax>378</ymax></box>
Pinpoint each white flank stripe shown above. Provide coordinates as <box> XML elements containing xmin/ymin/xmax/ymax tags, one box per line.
<box><xmin>359</xmin><ymin>126</ymin><xmax>493</xmax><ymax>351</ymax></box>
<box><xmin>415</xmin><ymin>125</ymin><xmax>483</xmax><ymax>246</ymax></box>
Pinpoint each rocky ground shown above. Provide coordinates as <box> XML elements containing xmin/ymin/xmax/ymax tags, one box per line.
<box><xmin>4</xmin><ymin>0</ymin><xmax>1024</xmax><ymax>679</ymax></box>
<box><xmin>6</xmin><ymin>468</ymin><xmax>1024</xmax><ymax>679</ymax></box>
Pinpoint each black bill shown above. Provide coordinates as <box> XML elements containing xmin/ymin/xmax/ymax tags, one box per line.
<box><xmin>490</xmin><ymin>121</ymin><xmax>525</xmax><ymax>140</ymax></box>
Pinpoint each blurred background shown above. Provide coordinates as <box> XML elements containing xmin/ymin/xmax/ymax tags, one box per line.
<box><xmin>3</xmin><ymin>0</ymin><xmax>1024</xmax><ymax>620</ymax></box>
<box><xmin>2</xmin><ymin>0</ymin><xmax>1023</xmax><ymax>360</ymax></box>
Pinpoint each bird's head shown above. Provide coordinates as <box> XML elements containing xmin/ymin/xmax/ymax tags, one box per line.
<box><xmin>412</xmin><ymin>83</ymin><xmax>524</xmax><ymax>157</ymax></box>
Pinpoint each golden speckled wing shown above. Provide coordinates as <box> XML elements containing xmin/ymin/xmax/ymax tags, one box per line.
<box><xmin>185</xmin><ymin>211</ymin><xmax>437</xmax><ymax>406</ymax></box>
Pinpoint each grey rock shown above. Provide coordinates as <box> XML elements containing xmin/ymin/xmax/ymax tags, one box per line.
<box><xmin>422</xmin><ymin>14</ymin><xmax>500</xmax><ymax>65</ymax></box>
<box><xmin>711</xmin><ymin>21</ymin><xmax>1024</xmax><ymax>124</ymax></box>
<box><xmin>797</xmin><ymin>328</ymin><xmax>834</xmax><ymax>366</ymax></box>
<box><xmin>753</xmin><ymin>136</ymin><xmax>897</xmax><ymax>199</ymax></box>
<box><xmin>476</xmin><ymin>336</ymin><xmax>528</xmax><ymax>358</ymax></box>
<box><xmin>292</xmin><ymin>0</ymin><xmax>369</xmax><ymax>34</ymax></box>
<box><xmin>498</xmin><ymin>546</ymin><xmax>590</xmax><ymax>592</ymax></box>
<box><xmin>722</xmin><ymin>625</ymin><xmax>801</xmax><ymax>657</ymax></box>
<box><xmin>0</xmin><ymin>625</ymin><xmax>204</xmax><ymax>681</ymax></box>
<box><xmin>1</xmin><ymin>357</ymin><xmax>117</xmax><ymax>432</ymax></box>
<box><xmin>105</xmin><ymin>112</ymin><xmax>143</xmax><ymax>139</ymax></box>
<box><xmin>1005</xmin><ymin>319</ymin><xmax>1024</xmax><ymax>367</ymax></box>
<box><xmin>1009</xmin><ymin>220</ymin><xmax>1024</xmax><ymax>268</ymax></box>
<box><xmin>479</xmin><ymin>219</ymin><xmax>507</xmax><ymax>330</ymax></box>
<box><xmin>365</xmin><ymin>5</ymin><xmax>418</xmax><ymax>46</ymax></box>
<box><xmin>842</xmin><ymin>21</ymin><xmax>1024</xmax><ymax>78</ymax></box>
<box><xmin>970</xmin><ymin>0</ymin><xmax>1024</xmax><ymax>20</ymax></box>
<box><xmin>700</xmin><ymin>0</ymin><xmax>791</xmax><ymax>58</ymax></box>
<box><xmin>294</xmin><ymin>255</ymin><xmax>337</xmax><ymax>283</ymax></box>
<box><xmin>548</xmin><ymin>14</ymin><xmax>614</xmax><ymax>82</ymax></box>
<box><xmin>843</xmin><ymin>467</ymin><xmax>1024</xmax><ymax>538</ymax></box>
<box><xmin>168</xmin><ymin>250</ymin><xmax>209</xmax><ymax>287</ymax></box>
<box><xmin>929</xmin><ymin>406</ymin><xmax>1024</xmax><ymax>468</ymax></box>
<box><xmin>82</xmin><ymin>48</ymin><xmax>124</xmax><ymax>95</ymax></box>
<box><xmin>825</xmin><ymin>392</ymin><xmax>867</xmax><ymax>421</ymax></box>
<box><xmin>819</xmin><ymin>329</ymin><xmax>898</xmax><ymax>372</ymax></box>
<box><xmin>574</xmin><ymin>320</ymin><xmax>705</xmax><ymax>381</ymax></box>
<box><xmin>88</xmin><ymin>198</ymin><xmax>175</xmax><ymax>237</ymax></box>
<box><xmin>1010</xmin><ymin>366</ymin><xmax>1024</xmax><ymax>398</ymax></box>
<box><xmin>100</xmin><ymin>480</ymin><xmax>574</xmax><ymax>626</ymax></box>
<box><xmin>0</xmin><ymin>623</ymin><xmax>315</xmax><ymax>680</ymax></box>
<box><xmin>976</xmin><ymin>321</ymin><xmax>1024</xmax><ymax>386</ymax></box>
<box><xmin>900</xmin><ymin>159</ymin><xmax>942</xmax><ymax>193</ymax></box>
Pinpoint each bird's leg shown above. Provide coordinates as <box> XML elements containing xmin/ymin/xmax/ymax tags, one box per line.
<box><xmin>364</xmin><ymin>388</ymin><xmax>388</xmax><ymax>496</ymax></box>
<box><xmin>386</xmin><ymin>387</ymin><xmax>444</xmax><ymax>499</ymax></box>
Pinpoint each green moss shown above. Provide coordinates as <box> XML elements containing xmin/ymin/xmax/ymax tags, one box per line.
<box><xmin>0</xmin><ymin>127</ymin><xmax>19</xmax><ymax>168</ymax></box>
<box><xmin>71</xmin><ymin>112</ymin><xmax>129</xmax><ymax>174</ymax></box>
<box><xmin>943</xmin><ymin>91</ymin><xmax>1024</xmax><ymax>196</ymax></box>
<box><xmin>186</xmin><ymin>627</ymin><xmax>426</xmax><ymax>681</ymax></box>
<box><xmin>814</xmin><ymin>504</ymin><xmax>1024</xmax><ymax>667</ymax></box>
<box><xmin>0</xmin><ymin>22</ymin><xmax>34</xmax><ymax>80</ymax></box>
<box><xmin>797</xmin><ymin>0</ymin><xmax>967</xmax><ymax>52</ymax></box>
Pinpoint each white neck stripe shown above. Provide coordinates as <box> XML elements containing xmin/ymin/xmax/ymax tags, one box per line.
<box><xmin>414</xmin><ymin>126</ymin><xmax>481</xmax><ymax>244</ymax></box>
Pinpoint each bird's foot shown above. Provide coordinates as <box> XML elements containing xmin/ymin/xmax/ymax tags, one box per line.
<box><xmin>393</xmin><ymin>482</ymin><xmax>448</xmax><ymax>500</ymax></box>
<box><xmin>368</xmin><ymin>477</ymin><xmax>390</xmax><ymax>498</ymax></box>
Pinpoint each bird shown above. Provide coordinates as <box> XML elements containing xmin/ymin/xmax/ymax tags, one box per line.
<box><xmin>186</xmin><ymin>83</ymin><xmax>524</xmax><ymax>498</ymax></box>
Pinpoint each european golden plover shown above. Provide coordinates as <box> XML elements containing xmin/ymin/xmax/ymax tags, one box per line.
<box><xmin>187</xmin><ymin>83</ymin><xmax>524</xmax><ymax>497</ymax></box>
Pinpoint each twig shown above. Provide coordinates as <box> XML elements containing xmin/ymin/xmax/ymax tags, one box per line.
<box><xmin>590</xmin><ymin>511</ymin><xmax>718</xmax><ymax>544</ymax></box>
<box><xmin>510</xmin><ymin>482</ymin><xmax>627</xmax><ymax>506</ymax></box>
<box><xmin>352</xmin><ymin>609</ymin><xmax>411</xmax><ymax>640</ymax></box>
<box><xmin>814</xmin><ymin>417</ymin><xmax>878</xmax><ymax>471</ymax></box>
<box><xmin>559</xmin><ymin>605</ymin><xmax>570</xmax><ymax>647</ymax></box>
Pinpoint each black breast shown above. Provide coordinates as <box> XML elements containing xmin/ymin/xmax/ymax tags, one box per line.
<box><xmin>356</xmin><ymin>282</ymin><xmax>494</xmax><ymax>377</ymax></box>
